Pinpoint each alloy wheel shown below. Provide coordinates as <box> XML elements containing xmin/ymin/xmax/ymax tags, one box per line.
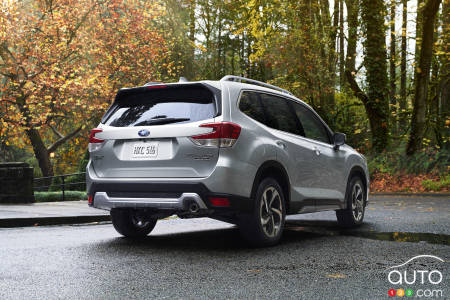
<box><xmin>351</xmin><ymin>183</ymin><xmax>364</xmax><ymax>222</ymax></box>
<box><xmin>260</xmin><ymin>186</ymin><xmax>283</xmax><ymax>238</ymax></box>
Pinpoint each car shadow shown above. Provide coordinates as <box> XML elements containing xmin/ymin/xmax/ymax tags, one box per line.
<box><xmin>285</xmin><ymin>218</ymin><xmax>375</xmax><ymax>232</ymax></box>
<box><xmin>97</xmin><ymin>220</ymin><xmax>346</xmax><ymax>252</ymax></box>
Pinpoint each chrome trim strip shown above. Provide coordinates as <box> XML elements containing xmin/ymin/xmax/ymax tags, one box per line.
<box><xmin>93</xmin><ymin>192</ymin><xmax>207</xmax><ymax>211</ymax></box>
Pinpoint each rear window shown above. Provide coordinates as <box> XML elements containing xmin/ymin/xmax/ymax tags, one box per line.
<box><xmin>103</xmin><ymin>85</ymin><xmax>217</xmax><ymax>127</ymax></box>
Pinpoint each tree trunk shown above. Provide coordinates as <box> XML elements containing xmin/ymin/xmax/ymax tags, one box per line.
<box><xmin>400</xmin><ymin>0</ymin><xmax>408</xmax><ymax>131</ymax></box>
<box><xmin>339</xmin><ymin>0</ymin><xmax>345</xmax><ymax>90</ymax></box>
<box><xmin>317</xmin><ymin>0</ymin><xmax>336</xmax><ymax>112</ymax></box>
<box><xmin>25</xmin><ymin>128</ymin><xmax>54</xmax><ymax>178</ymax></box>
<box><xmin>434</xmin><ymin>0</ymin><xmax>449</xmax><ymax>147</ymax></box>
<box><xmin>415</xmin><ymin>0</ymin><xmax>425</xmax><ymax>65</ymax></box>
<box><xmin>406</xmin><ymin>0</ymin><xmax>442</xmax><ymax>155</ymax></box>
<box><xmin>389</xmin><ymin>0</ymin><xmax>397</xmax><ymax>133</ymax></box>
<box><xmin>348</xmin><ymin>0</ymin><xmax>389</xmax><ymax>153</ymax></box>
<box><xmin>345</xmin><ymin>0</ymin><xmax>358</xmax><ymax>73</ymax></box>
<box><xmin>331</xmin><ymin>0</ymin><xmax>338</xmax><ymax>102</ymax></box>
<box><xmin>185</xmin><ymin>0</ymin><xmax>196</xmax><ymax>80</ymax></box>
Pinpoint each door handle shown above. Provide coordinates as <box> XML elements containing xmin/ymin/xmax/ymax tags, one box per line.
<box><xmin>312</xmin><ymin>146</ymin><xmax>321</xmax><ymax>156</ymax></box>
<box><xmin>276</xmin><ymin>140</ymin><xmax>286</xmax><ymax>149</ymax></box>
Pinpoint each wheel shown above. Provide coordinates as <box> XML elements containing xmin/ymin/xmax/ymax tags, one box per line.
<box><xmin>336</xmin><ymin>176</ymin><xmax>366</xmax><ymax>227</ymax></box>
<box><xmin>239</xmin><ymin>177</ymin><xmax>286</xmax><ymax>247</ymax></box>
<box><xmin>110</xmin><ymin>209</ymin><xmax>157</xmax><ymax>238</ymax></box>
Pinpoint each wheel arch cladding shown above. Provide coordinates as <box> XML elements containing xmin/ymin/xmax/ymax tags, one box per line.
<box><xmin>251</xmin><ymin>160</ymin><xmax>291</xmax><ymax>212</ymax></box>
<box><xmin>347</xmin><ymin>166</ymin><xmax>368</xmax><ymax>199</ymax></box>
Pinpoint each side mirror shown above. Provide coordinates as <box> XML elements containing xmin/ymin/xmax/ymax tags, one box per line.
<box><xmin>333</xmin><ymin>132</ymin><xmax>346</xmax><ymax>150</ymax></box>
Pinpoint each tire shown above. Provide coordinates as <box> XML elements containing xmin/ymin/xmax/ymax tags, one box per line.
<box><xmin>239</xmin><ymin>177</ymin><xmax>286</xmax><ymax>247</ymax></box>
<box><xmin>111</xmin><ymin>209</ymin><xmax>157</xmax><ymax>238</ymax></box>
<box><xmin>336</xmin><ymin>176</ymin><xmax>366</xmax><ymax>228</ymax></box>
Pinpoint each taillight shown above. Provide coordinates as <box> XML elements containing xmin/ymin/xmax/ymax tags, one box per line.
<box><xmin>190</xmin><ymin>122</ymin><xmax>241</xmax><ymax>148</ymax></box>
<box><xmin>88</xmin><ymin>195</ymin><xmax>93</xmax><ymax>206</ymax></box>
<box><xmin>88</xmin><ymin>128</ymin><xmax>104</xmax><ymax>152</ymax></box>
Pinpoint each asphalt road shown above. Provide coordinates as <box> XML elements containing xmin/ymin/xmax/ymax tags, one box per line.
<box><xmin>0</xmin><ymin>196</ymin><xmax>449</xmax><ymax>300</ymax></box>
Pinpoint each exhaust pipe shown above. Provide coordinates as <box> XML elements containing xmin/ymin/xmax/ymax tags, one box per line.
<box><xmin>189</xmin><ymin>202</ymin><xmax>200</xmax><ymax>214</ymax></box>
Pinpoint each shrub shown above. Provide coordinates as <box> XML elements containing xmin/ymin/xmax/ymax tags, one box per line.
<box><xmin>367</xmin><ymin>147</ymin><xmax>449</xmax><ymax>176</ymax></box>
<box><xmin>421</xmin><ymin>174</ymin><xmax>450</xmax><ymax>192</ymax></box>
<box><xmin>34</xmin><ymin>191</ymin><xmax>87</xmax><ymax>202</ymax></box>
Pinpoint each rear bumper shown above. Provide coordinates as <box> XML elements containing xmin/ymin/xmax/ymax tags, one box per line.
<box><xmin>87</xmin><ymin>180</ymin><xmax>254</xmax><ymax>214</ymax></box>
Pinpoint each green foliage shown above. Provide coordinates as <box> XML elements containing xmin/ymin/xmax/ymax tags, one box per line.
<box><xmin>34</xmin><ymin>191</ymin><xmax>87</xmax><ymax>202</ymax></box>
<box><xmin>331</xmin><ymin>92</ymin><xmax>369</xmax><ymax>151</ymax></box>
<box><xmin>421</xmin><ymin>174</ymin><xmax>450</xmax><ymax>192</ymax></box>
<box><xmin>367</xmin><ymin>147</ymin><xmax>449</xmax><ymax>175</ymax></box>
<box><xmin>1</xmin><ymin>0</ymin><xmax>447</xmax><ymax>177</ymax></box>
<box><xmin>47</xmin><ymin>174</ymin><xmax>85</xmax><ymax>192</ymax></box>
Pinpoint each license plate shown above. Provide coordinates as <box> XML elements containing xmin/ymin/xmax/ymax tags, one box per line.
<box><xmin>131</xmin><ymin>142</ymin><xmax>159</xmax><ymax>159</ymax></box>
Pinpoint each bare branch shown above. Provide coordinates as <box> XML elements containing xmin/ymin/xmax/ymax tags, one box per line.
<box><xmin>345</xmin><ymin>70</ymin><xmax>369</xmax><ymax>104</ymax></box>
<box><xmin>47</xmin><ymin>125</ymin><xmax>82</xmax><ymax>153</ymax></box>
<box><xmin>48</xmin><ymin>123</ymin><xmax>64</xmax><ymax>139</ymax></box>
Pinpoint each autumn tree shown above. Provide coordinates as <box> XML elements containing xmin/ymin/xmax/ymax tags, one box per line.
<box><xmin>0</xmin><ymin>0</ymin><xmax>104</xmax><ymax>178</ymax></box>
<box><xmin>240</xmin><ymin>0</ymin><xmax>339</xmax><ymax>122</ymax></box>
<box><xmin>0</xmin><ymin>0</ymin><xmax>170</xmax><ymax>177</ymax></box>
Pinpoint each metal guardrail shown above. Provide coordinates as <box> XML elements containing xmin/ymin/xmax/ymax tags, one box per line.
<box><xmin>34</xmin><ymin>172</ymin><xmax>86</xmax><ymax>201</ymax></box>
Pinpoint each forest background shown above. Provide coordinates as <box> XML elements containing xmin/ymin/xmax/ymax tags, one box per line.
<box><xmin>0</xmin><ymin>0</ymin><xmax>448</xmax><ymax>193</ymax></box>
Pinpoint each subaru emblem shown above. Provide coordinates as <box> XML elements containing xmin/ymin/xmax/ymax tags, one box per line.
<box><xmin>138</xmin><ymin>129</ymin><xmax>150</xmax><ymax>137</ymax></box>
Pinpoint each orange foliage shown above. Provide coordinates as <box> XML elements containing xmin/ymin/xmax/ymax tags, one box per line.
<box><xmin>0</xmin><ymin>0</ymin><xmax>172</xmax><ymax>174</ymax></box>
<box><xmin>370</xmin><ymin>173</ymin><xmax>448</xmax><ymax>193</ymax></box>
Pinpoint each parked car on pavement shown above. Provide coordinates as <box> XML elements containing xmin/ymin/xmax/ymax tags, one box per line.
<box><xmin>86</xmin><ymin>75</ymin><xmax>369</xmax><ymax>246</ymax></box>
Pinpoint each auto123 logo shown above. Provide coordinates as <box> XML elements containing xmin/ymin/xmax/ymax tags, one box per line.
<box><xmin>386</xmin><ymin>255</ymin><xmax>445</xmax><ymax>298</ymax></box>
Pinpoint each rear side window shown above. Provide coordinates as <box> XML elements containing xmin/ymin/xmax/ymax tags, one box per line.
<box><xmin>259</xmin><ymin>94</ymin><xmax>302</xmax><ymax>136</ymax></box>
<box><xmin>103</xmin><ymin>85</ymin><xmax>216</xmax><ymax>127</ymax></box>
<box><xmin>238</xmin><ymin>91</ymin><xmax>266</xmax><ymax>124</ymax></box>
<box><xmin>292</xmin><ymin>102</ymin><xmax>331</xmax><ymax>144</ymax></box>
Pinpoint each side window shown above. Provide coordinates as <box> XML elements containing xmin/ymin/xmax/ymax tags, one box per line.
<box><xmin>292</xmin><ymin>103</ymin><xmax>331</xmax><ymax>144</ymax></box>
<box><xmin>238</xmin><ymin>91</ymin><xmax>266</xmax><ymax>124</ymax></box>
<box><xmin>259</xmin><ymin>94</ymin><xmax>301</xmax><ymax>136</ymax></box>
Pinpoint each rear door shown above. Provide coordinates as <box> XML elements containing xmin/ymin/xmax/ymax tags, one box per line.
<box><xmin>90</xmin><ymin>84</ymin><xmax>221</xmax><ymax>178</ymax></box>
<box><xmin>257</xmin><ymin>93</ymin><xmax>319</xmax><ymax>210</ymax></box>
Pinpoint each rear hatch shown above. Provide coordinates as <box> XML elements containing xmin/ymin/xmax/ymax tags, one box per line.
<box><xmin>90</xmin><ymin>83</ymin><xmax>222</xmax><ymax>178</ymax></box>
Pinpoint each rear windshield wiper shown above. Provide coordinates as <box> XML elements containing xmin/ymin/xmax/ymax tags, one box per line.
<box><xmin>135</xmin><ymin>117</ymin><xmax>190</xmax><ymax>126</ymax></box>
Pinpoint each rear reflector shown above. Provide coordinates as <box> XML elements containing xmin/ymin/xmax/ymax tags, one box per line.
<box><xmin>190</xmin><ymin>122</ymin><xmax>241</xmax><ymax>148</ymax></box>
<box><xmin>209</xmin><ymin>197</ymin><xmax>230</xmax><ymax>207</ymax></box>
<box><xmin>88</xmin><ymin>195</ymin><xmax>93</xmax><ymax>205</ymax></box>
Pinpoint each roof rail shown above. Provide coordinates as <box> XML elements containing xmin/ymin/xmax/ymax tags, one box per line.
<box><xmin>144</xmin><ymin>82</ymin><xmax>164</xmax><ymax>86</ymax></box>
<box><xmin>220</xmin><ymin>75</ymin><xmax>293</xmax><ymax>96</ymax></box>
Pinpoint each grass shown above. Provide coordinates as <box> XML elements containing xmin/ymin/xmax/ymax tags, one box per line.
<box><xmin>34</xmin><ymin>191</ymin><xmax>87</xmax><ymax>202</ymax></box>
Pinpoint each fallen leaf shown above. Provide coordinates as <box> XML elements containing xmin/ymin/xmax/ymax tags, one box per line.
<box><xmin>326</xmin><ymin>273</ymin><xmax>347</xmax><ymax>279</ymax></box>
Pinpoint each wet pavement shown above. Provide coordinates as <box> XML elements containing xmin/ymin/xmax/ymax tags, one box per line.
<box><xmin>0</xmin><ymin>195</ymin><xmax>448</xmax><ymax>299</ymax></box>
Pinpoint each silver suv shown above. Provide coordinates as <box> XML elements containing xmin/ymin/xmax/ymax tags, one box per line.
<box><xmin>86</xmin><ymin>75</ymin><xmax>369</xmax><ymax>246</ymax></box>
